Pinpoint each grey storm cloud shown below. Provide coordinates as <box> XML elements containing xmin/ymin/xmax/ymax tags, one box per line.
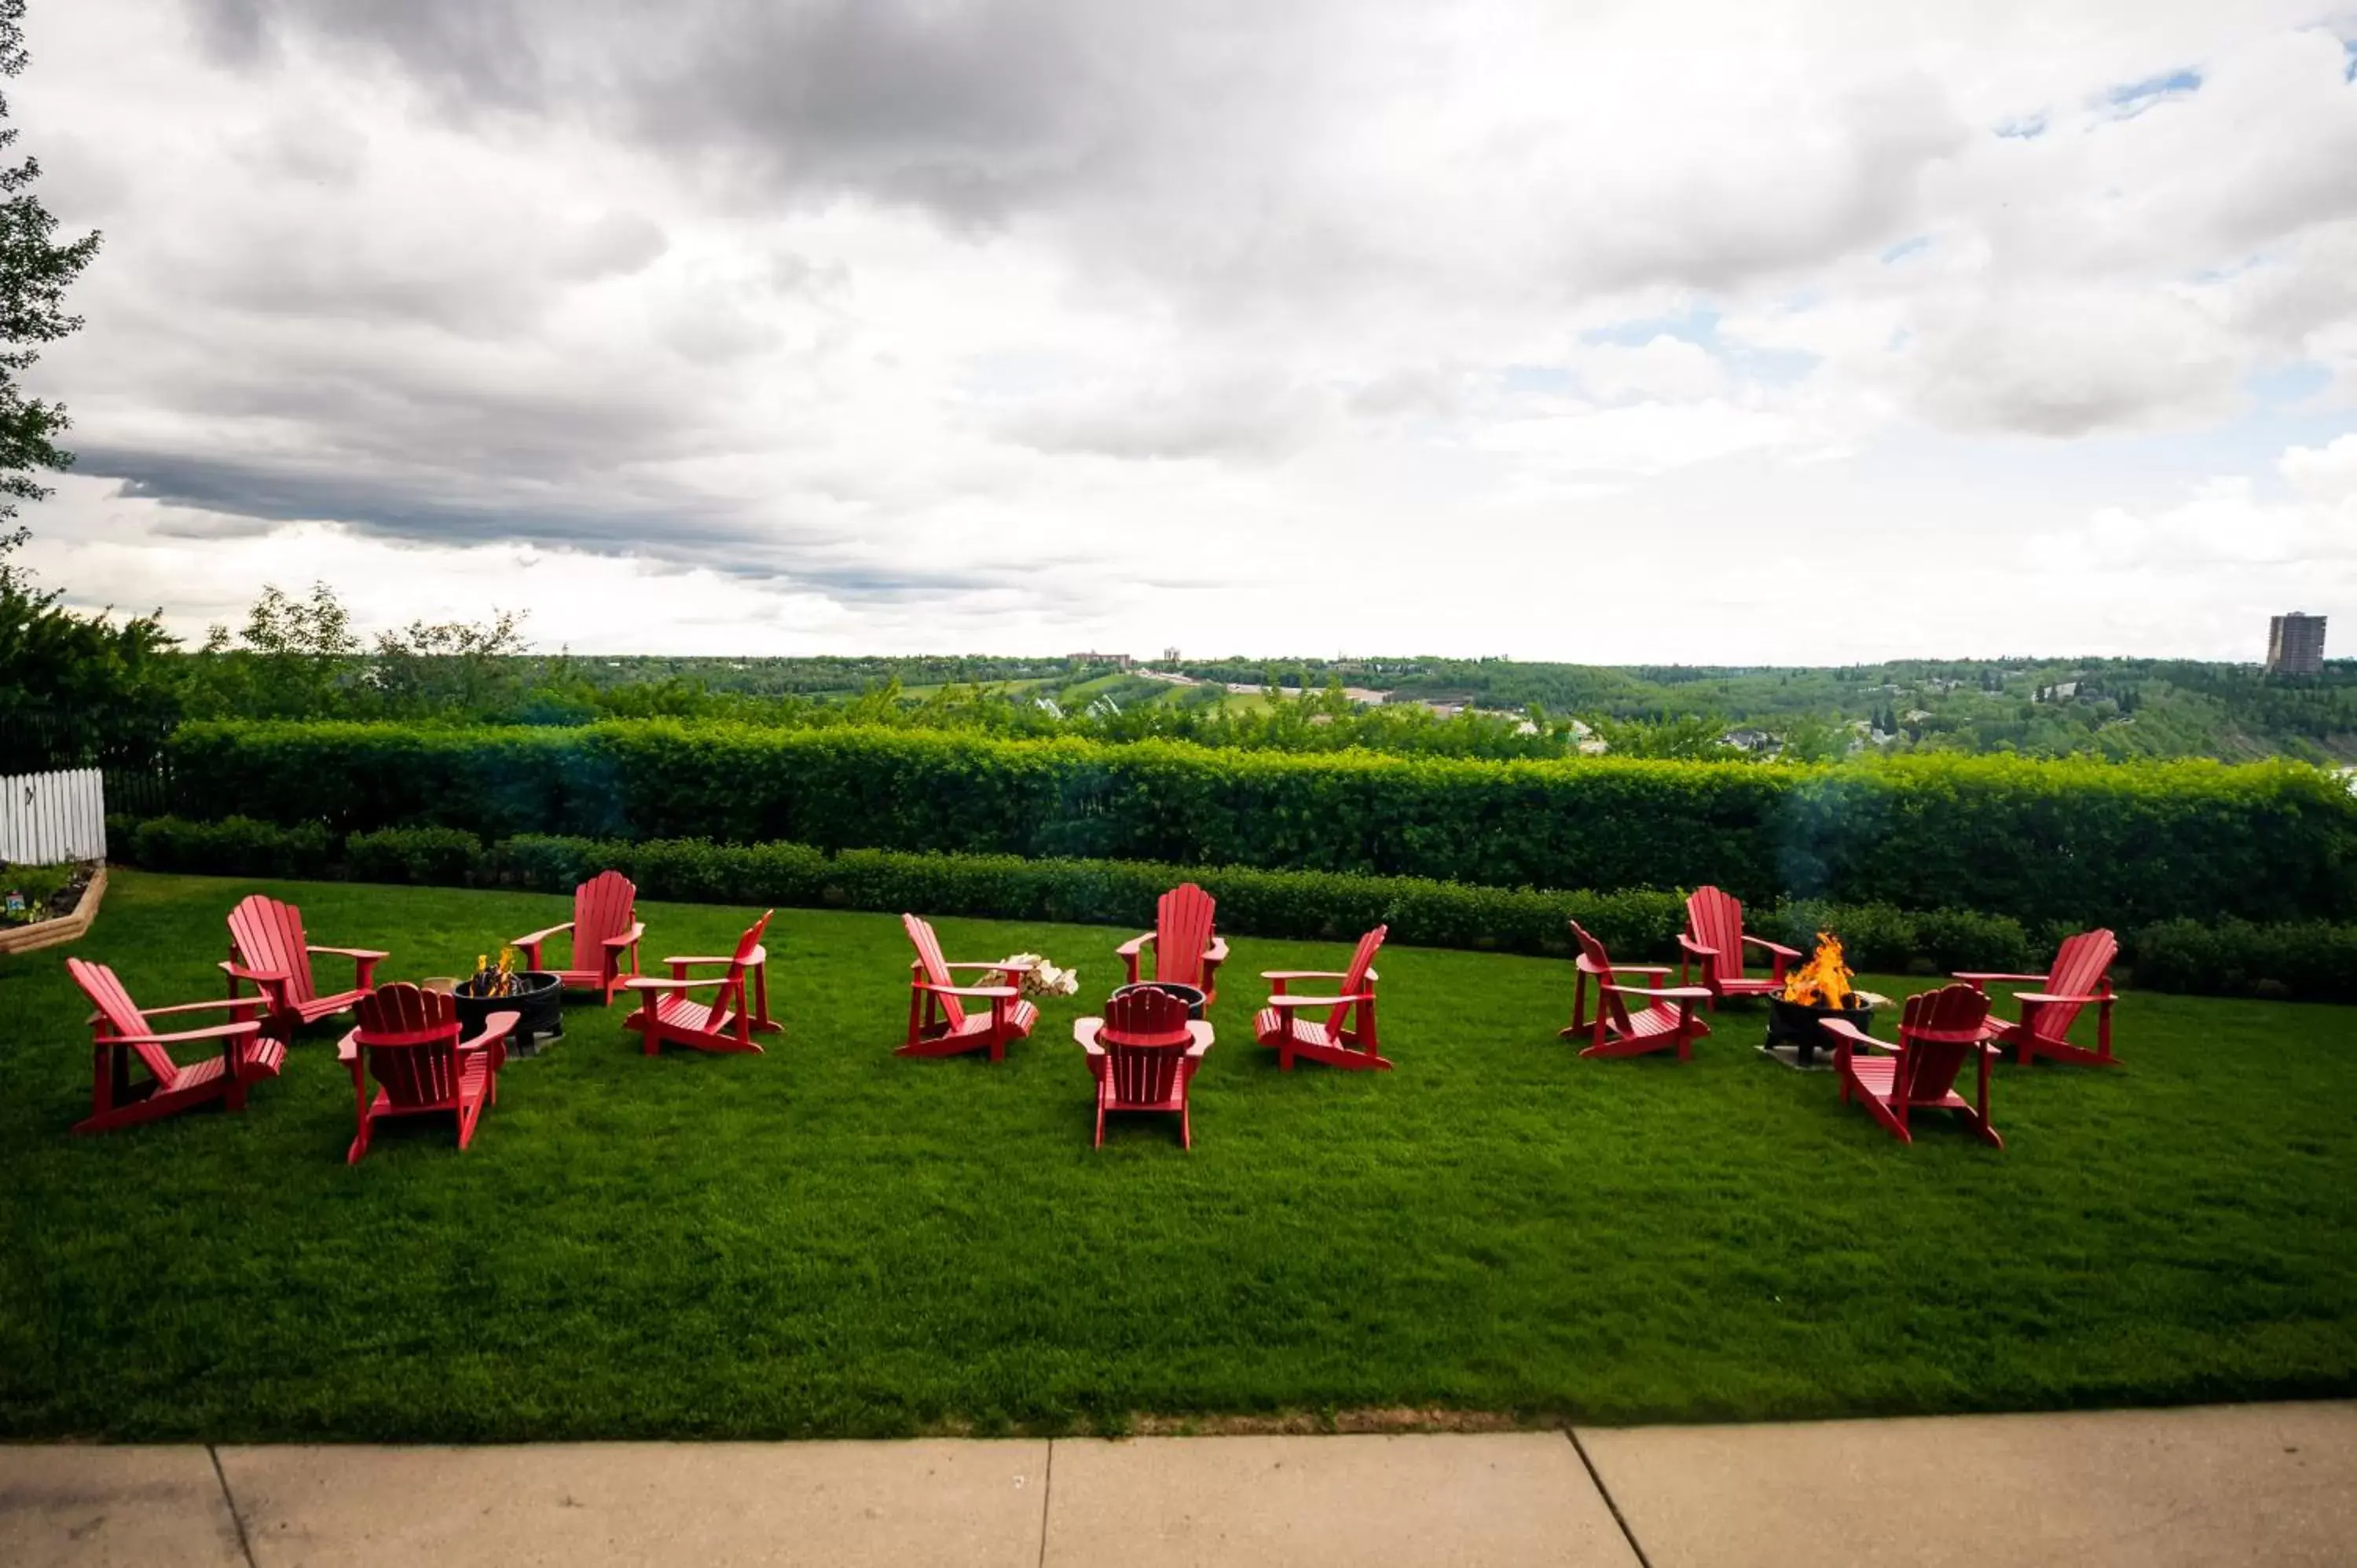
<box><xmin>85</xmin><ymin>443</ymin><xmax>1003</xmax><ymax>601</ymax></box>
<box><xmin>191</xmin><ymin>0</ymin><xmax>1139</xmax><ymax>227</ymax></box>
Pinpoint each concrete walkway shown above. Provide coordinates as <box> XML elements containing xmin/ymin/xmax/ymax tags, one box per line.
<box><xmin>5</xmin><ymin>1402</ymin><xmax>2352</xmax><ymax>1566</ymax></box>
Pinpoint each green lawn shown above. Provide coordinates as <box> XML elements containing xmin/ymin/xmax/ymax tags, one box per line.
<box><xmin>2</xmin><ymin>871</ymin><xmax>2352</xmax><ymax>1442</ymax></box>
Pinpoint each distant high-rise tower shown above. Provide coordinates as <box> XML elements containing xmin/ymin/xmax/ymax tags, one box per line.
<box><xmin>2267</xmin><ymin>612</ymin><xmax>2327</xmax><ymax>675</ymax></box>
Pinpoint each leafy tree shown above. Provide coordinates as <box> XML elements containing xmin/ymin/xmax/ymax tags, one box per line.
<box><xmin>0</xmin><ymin>0</ymin><xmax>100</xmax><ymax>534</ymax></box>
<box><xmin>183</xmin><ymin>581</ymin><xmax>365</xmax><ymax>718</ymax></box>
<box><xmin>369</xmin><ymin>607</ymin><xmax>530</xmax><ymax>717</ymax></box>
<box><xmin>0</xmin><ymin>530</ymin><xmax>178</xmax><ymax>757</ymax></box>
<box><xmin>1778</xmin><ymin>714</ymin><xmax>1850</xmax><ymax>764</ymax></box>
<box><xmin>0</xmin><ymin>8</ymin><xmax>143</xmax><ymax>762</ymax></box>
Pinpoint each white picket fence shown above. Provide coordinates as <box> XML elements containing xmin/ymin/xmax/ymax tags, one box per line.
<box><xmin>0</xmin><ymin>767</ymin><xmax>108</xmax><ymax>863</ymax></box>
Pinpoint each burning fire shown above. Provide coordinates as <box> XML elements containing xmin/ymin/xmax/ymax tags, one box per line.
<box><xmin>1780</xmin><ymin>932</ymin><xmax>1855</xmax><ymax>1009</ymax></box>
<box><xmin>474</xmin><ymin>946</ymin><xmax>519</xmax><ymax>999</ymax></box>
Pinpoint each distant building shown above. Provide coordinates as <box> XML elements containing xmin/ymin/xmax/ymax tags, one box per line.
<box><xmin>2267</xmin><ymin>613</ymin><xmax>2327</xmax><ymax>675</ymax></box>
<box><xmin>2036</xmin><ymin>680</ymin><xmax>2080</xmax><ymax>702</ymax></box>
<box><xmin>1068</xmin><ymin>651</ymin><xmax>1133</xmax><ymax>669</ymax></box>
<box><xmin>1162</xmin><ymin>647</ymin><xmax>1180</xmax><ymax>663</ymax></box>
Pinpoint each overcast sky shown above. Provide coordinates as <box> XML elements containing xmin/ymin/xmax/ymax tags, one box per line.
<box><xmin>15</xmin><ymin>0</ymin><xmax>2357</xmax><ymax>661</ymax></box>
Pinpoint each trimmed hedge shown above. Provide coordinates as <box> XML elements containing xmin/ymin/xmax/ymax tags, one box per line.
<box><xmin>346</xmin><ymin>826</ymin><xmax>485</xmax><ymax>888</ymax></box>
<box><xmin>145</xmin><ymin>811</ymin><xmax>2357</xmax><ymax>995</ymax></box>
<box><xmin>2131</xmin><ymin>919</ymin><xmax>2357</xmax><ymax>1004</ymax></box>
<box><xmin>161</xmin><ymin>720</ymin><xmax>2357</xmax><ymax>926</ymax></box>
<box><xmin>126</xmin><ymin>815</ymin><xmax>334</xmax><ymax>879</ymax></box>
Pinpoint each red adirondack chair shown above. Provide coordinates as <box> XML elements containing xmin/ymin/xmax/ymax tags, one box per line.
<box><xmin>1075</xmin><ymin>985</ymin><xmax>1214</xmax><ymax>1148</ymax></box>
<box><xmin>1252</xmin><ymin>925</ymin><xmax>1390</xmax><ymax>1072</ymax></box>
<box><xmin>1678</xmin><ymin>885</ymin><xmax>1801</xmax><ymax>1007</ymax></box>
<box><xmin>1117</xmin><ymin>882</ymin><xmax>1230</xmax><ymax>1003</ymax></box>
<box><xmin>65</xmin><ymin>958</ymin><xmax>286</xmax><ymax>1134</ymax></box>
<box><xmin>1955</xmin><ymin>929</ymin><xmax>2120</xmax><ymax>1067</ymax></box>
<box><xmin>339</xmin><ymin>983</ymin><xmax>516</xmax><ymax>1164</ymax></box>
<box><xmin>897</xmin><ymin>914</ymin><xmax>1039</xmax><ymax>1061</ymax></box>
<box><xmin>1819</xmin><ymin>983</ymin><xmax>2003</xmax><ymax>1148</ymax></box>
<box><xmin>223</xmin><ymin>894</ymin><xmax>387</xmax><ymax>1040</ymax></box>
<box><xmin>512</xmin><ymin>870</ymin><xmax>646</xmax><ymax>1005</ymax></box>
<box><xmin>1563</xmin><ymin>921</ymin><xmax>1711</xmax><ymax>1060</ymax></box>
<box><xmin>623</xmin><ymin>910</ymin><xmax>780</xmax><ymax>1055</ymax></box>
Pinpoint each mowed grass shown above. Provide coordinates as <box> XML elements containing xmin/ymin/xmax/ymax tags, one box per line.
<box><xmin>2</xmin><ymin>871</ymin><xmax>2352</xmax><ymax>1442</ymax></box>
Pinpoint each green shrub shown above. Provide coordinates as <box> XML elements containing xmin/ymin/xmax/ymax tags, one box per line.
<box><xmin>112</xmin><ymin>812</ymin><xmax>2357</xmax><ymax>995</ymax></box>
<box><xmin>104</xmin><ymin>814</ymin><xmax>2041</xmax><ymax>973</ymax></box>
<box><xmin>2128</xmin><ymin>919</ymin><xmax>2357</xmax><ymax>1004</ymax></box>
<box><xmin>1</xmin><ymin>863</ymin><xmax>79</xmax><ymax>925</ymax></box>
<box><xmin>128</xmin><ymin>815</ymin><xmax>332</xmax><ymax>878</ymax></box>
<box><xmin>345</xmin><ymin>827</ymin><xmax>482</xmax><ymax>887</ymax></box>
<box><xmin>163</xmin><ymin>720</ymin><xmax>2357</xmax><ymax>926</ymax></box>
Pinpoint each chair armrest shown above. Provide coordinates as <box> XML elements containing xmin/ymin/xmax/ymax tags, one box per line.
<box><xmin>309</xmin><ymin>945</ymin><xmax>390</xmax><ymax>961</ymax></box>
<box><xmin>1205</xmin><ymin>935</ymin><xmax>1230</xmax><ymax>962</ymax></box>
<box><xmin>1677</xmin><ymin>935</ymin><xmax>1717</xmax><ymax>957</ymax></box>
<box><xmin>1603</xmin><ymin>984</ymin><xmax>1712</xmax><ymax>1002</ymax></box>
<box><xmin>1185</xmin><ymin>1020</ymin><xmax>1215</xmax><ymax>1057</ymax></box>
<box><xmin>1817</xmin><ymin>1016</ymin><xmax>1879</xmax><ymax>1050</ymax></box>
<box><xmin>1116</xmin><ymin>932</ymin><xmax>1153</xmax><ymax>958</ymax></box>
<box><xmin>460</xmin><ymin>1009</ymin><xmax>521</xmax><ymax>1055</ymax></box>
<box><xmin>625</xmin><ymin>976</ymin><xmax>721</xmax><ymax>993</ymax></box>
<box><xmin>601</xmin><ymin>922</ymin><xmax>646</xmax><ymax>950</ymax></box>
<box><xmin>140</xmin><ymin>995</ymin><xmax>272</xmax><ymax>1017</ymax></box>
<box><xmin>1262</xmin><ymin>993</ymin><xmax>1367</xmax><ymax>1009</ymax></box>
<box><xmin>917</xmin><ymin>982</ymin><xmax>1021</xmax><ymax>999</ymax></box>
<box><xmin>1259</xmin><ymin>969</ymin><xmax>1351</xmax><ymax>981</ymax></box>
<box><xmin>2014</xmin><ymin>991</ymin><xmax>2112</xmax><ymax>1006</ymax></box>
<box><xmin>512</xmin><ymin>921</ymin><xmax>574</xmax><ymax>948</ymax></box>
<box><xmin>220</xmin><ymin>962</ymin><xmax>290</xmax><ymax>986</ymax></box>
<box><xmin>942</xmin><ymin>958</ymin><xmax>1036</xmax><ymax>971</ymax></box>
<box><xmin>1743</xmin><ymin>936</ymin><xmax>1803</xmax><ymax>959</ymax></box>
<box><xmin>660</xmin><ymin>955</ymin><xmax>745</xmax><ymax>968</ymax></box>
<box><xmin>1609</xmin><ymin>962</ymin><xmax>1673</xmax><ymax>977</ymax></box>
<box><xmin>108</xmin><ymin>1020</ymin><xmax>264</xmax><ymax>1047</ymax></box>
<box><xmin>1953</xmin><ymin>971</ymin><xmax>2049</xmax><ymax>985</ymax></box>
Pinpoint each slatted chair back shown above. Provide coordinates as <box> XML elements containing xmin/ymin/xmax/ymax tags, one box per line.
<box><xmin>1099</xmin><ymin>986</ymin><xmax>1193</xmax><ymax>1105</ymax></box>
<box><xmin>901</xmin><ymin>913</ymin><xmax>965</xmax><ymax>1030</ymax></box>
<box><xmin>351</xmin><ymin>984</ymin><xmax>465</xmax><ymax>1108</ymax></box>
<box><xmin>710</xmin><ymin>910</ymin><xmax>775</xmax><ymax>1026</ymax></box>
<box><xmin>66</xmin><ymin>958</ymin><xmax>183</xmax><ymax>1086</ymax></box>
<box><xmin>1325</xmin><ymin>925</ymin><xmax>1387</xmax><ymax>1034</ymax></box>
<box><xmin>1568</xmin><ymin>920</ymin><xmax>1638</xmax><ymax>1035</ymax></box>
<box><xmin>1891</xmin><ymin>984</ymin><xmax>1992</xmax><ymax>1103</ymax></box>
<box><xmin>574</xmin><ymin>870</ymin><xmax>638</xmax><ymax>957</ymax></box>
<box><xmin>731</xmin><ymin>910</ymin><xmax>775</xmax><ymax>969</ymax></box>
<box><xmin>2036</xmin><ymin>929</ymin><xmax>2118</xmax><ymax>1039</ymax></box>
<box><xmin>1684</xmin><ymin>886</ymin><xmax>1747</xmax><ymax>982</ymax></box>
<box><xmin>1153</xmin><ymin>883</ymin><xmax>1218</xmax><ymax>987</ymax></box>
<box><xmin>229</xmin><ymin>895</ymin><xmax>316</xmax><ymax>1006</ymax></box>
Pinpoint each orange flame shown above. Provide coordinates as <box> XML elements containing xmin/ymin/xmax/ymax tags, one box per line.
<box><xmin>1780</xmin><ymin>931</ymin><xmax>1854</xmax><ymax>1009</ymax></box>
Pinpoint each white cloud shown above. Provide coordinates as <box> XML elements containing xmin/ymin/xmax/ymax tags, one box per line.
<box><xmin>10</xmin><ymin>0</ymin><xmax>2356</xmax><ymax>659</ymax></box>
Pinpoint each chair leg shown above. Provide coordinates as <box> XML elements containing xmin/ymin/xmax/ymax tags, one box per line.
<box><xmin>1181</xmin><ymin>1102</ymin><xmax>1192</xmax><ymax>1150</ymax></box>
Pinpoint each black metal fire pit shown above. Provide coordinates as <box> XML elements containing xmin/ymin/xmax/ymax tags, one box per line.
<box><xmin>1108</xmin><ymin>981</ymin><xmax>1208</xmax><ymax>1020</ymax></box>
<box><xmin>456</xmin><ymin>969</ymin><xmax>563</xmax><ymax>1057</ymax></box>
<box><xmin>1763</xmin><ymin>995</ymin><xmax>1875</xmax><ymax>1068</ymax></box>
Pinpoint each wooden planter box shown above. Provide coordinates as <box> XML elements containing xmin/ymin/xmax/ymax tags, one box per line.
<box><xmin>0</xmin><ymin>864</ymin><xmax>108</xmax><ymax>957</ymax></box>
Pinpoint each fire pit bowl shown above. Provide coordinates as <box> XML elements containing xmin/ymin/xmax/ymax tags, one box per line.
<box><xmin>456</xmin><ymin>969</ymin><xmax>563</xmax><ymax>1057</ymax></box>
<box><xmin>1763</xmin><ymin>994</ymin><xmax>1875</xmax><ymax>1069</ymax></box>
<box><xmin>1108</xmin><ymin>980</ymin><xmax>1208</xmax><ymax>1020</ymax></box>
